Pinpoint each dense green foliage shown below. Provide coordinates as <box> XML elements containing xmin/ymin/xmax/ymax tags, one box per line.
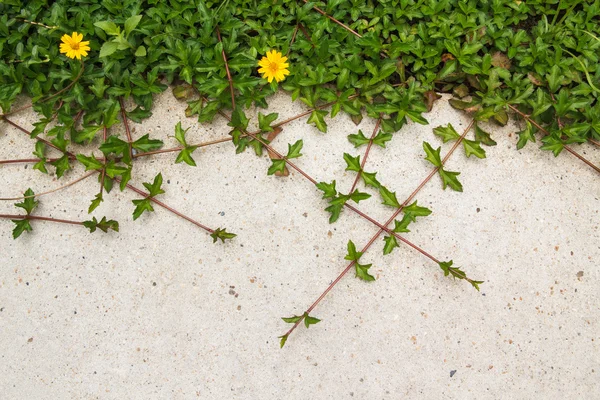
<box><xmin>1</xmin><ymin>0</ymin><xmax>599</xmax><ymax>156</ymax></box>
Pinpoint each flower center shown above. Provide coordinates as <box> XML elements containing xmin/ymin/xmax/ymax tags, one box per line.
<box><xmin>71</xmin><ymin>42</ymin><xmax>80</xmax><ymax>50</ymax></box>
<box><xmin>269</xmin><ymin>62</ymin><xmax>279</xmax><ymax>73</ymax></box>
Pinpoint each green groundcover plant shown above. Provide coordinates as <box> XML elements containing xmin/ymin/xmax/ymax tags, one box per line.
<box><xmin>0</xmin><ymin>0</ymin><xmax>599</xmax><ymax>346</ymax></box>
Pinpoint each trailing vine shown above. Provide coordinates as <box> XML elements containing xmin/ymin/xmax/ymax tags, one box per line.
<box><xmin>1</xmin><ymin>0</ymin><xmax>599</xmax><ymax>347</ymax></box>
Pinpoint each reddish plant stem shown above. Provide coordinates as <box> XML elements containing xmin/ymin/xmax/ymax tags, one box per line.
<box><xmin>271</xmin><ymin>94</ymin><xmax>360</xmax><ymax>129</ymax></box>
<box><xmin>217</xmin><ymin>106</ymin><xmax>455</xmax><ymax>264</ymax></box>
<box><xmin>117</xmin><ymin>178</ymin><xmax>214</xmax><ymax>234</ymax></box>
<box><xmin>298</xmin><ymin>23</ymin><xmax>314</xmax><ymax>47</ymax></box>
<box><xmin>282</xmin><ymin>119</ymin><xmax>475</xmax><ymax>340</ymax></box>
<box><xmin>287</xmin><ymin>24</ymin><xmax>300</xmax><ymax>56</ymax></box>
<box><xmin>0</xmin><ymin>157</ymin><xmax>62</xmax><ymax>165</ymax></box>
<box><xmin>301</xmin><ymin>0</ymin><xmax>362</xmax><ymax>38</ymax></box>
<box><xmin>0</xmin><ymin>171</ymin><xmax>96</xmax><ymax>201</ymax></box>
<box><xmin>99</xmin><ymin>126</ymin><xmax>108</xmax><ymax>197</ymax></box>
<box><xmin>507</xmin><ymin>105</ymin><xmax>600</xmax><ymax>174</ymax></box>
<box><xmin>348</xmin><ymin>116</ymin><xmax>382</xmax><ymax>194</ymax></box>
<box><xmin>119</xmin><ymin>97</ymin><xmax>134</xmax><ymax>161</ymax></box>
<box><xmin>3</xmin><ymin>118</ymin><xmax>217</xmax><ymax>233</ymax></box>
<box><xmin>216</xmin><ymin>26</ymin><xmax>236</xmax><ymax>110</ymax></box>
<box><xmin>0</xmin><ymin>214</ymin><xmax>83</xmax><ymax>226</ymax></box>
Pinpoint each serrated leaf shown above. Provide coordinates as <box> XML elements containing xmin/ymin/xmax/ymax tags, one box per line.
<box><xmin>439</xmin><ymin>168</ymin><xmax>463</xmax><ymax>191</ymax></box>
<box><xmin>12</xmin><ymin>219</ymin><xmax>32</xmax><ymax>239</ymax></box>
<box><xmin>345</xmin><ymin>239</ymin><xmax>363</xmax><ymax>261</ymax></box>
<box><xmin>433</xmin><ymin>124</ymin><xmax>460</xmax><ymax>143</ymax></box>
<box><xmin>316</xmin><ymin>181</ymin><xmax>337</xmax><ymax>199</ymax></box>
<box><xmin>325</xmin><ymin>203</ymin><xmax>343</xmax><ymax>223</ymax></box>
<box><xmin>175</xmin><ymin>147</ymin><xmax>198</xmax><ymax>166</ymax></box>
<box><xmin>286</xmin><ymin>140</ymin><xmax>303</xmax><ymax>159</ymax></box>
<box><xmin>210</xmin><ymin>228</ymin><xmax>237</xmax><ymax>243</ymax></box>
<box><xmin>15</xmin><ymin>189</ymin><xmax>38</xmax><ymax>215</ymax></box>
<box><xmin>423</xmin><ymin>142</ymin><xmax>442</xmax><ymax>167</ymax></box>
<box><xmin>379</xmin><ymin>185</ymin><xmax>401</xmax><ymax>208</ymax></box>
<box><xmin>88</xmin><ymin>193</ymin><xmax>103</xmax><ymax>214</ymax></box>
<box><xmin>516</xmin><ymin>121</ymin><xmax>536</xmax><ymax>150</ymax></box>
<box><xmin>383</xmin><ymin>235</ymin><xmax>399</xmax><ymax>255</ymax></box>
<box><xmin>258</xmin><ymin>112</ymin><xmax>278</xmax><ymax>133</ymax></box>
<box><xmin>303</xmin><ymin>313</ymin><xmax>321</xmax><ymax>328</ymax></box>
<box><xmin>307</xmin><ymin>110</ymin><xmax>327</xmax><ymax>133</ymax></box>
<box><xmin>349</xmin><ymin>189</ymin><xmax>371</xmax><ymax>203</ymax></box>
<box><xmin>267</xmin><ymin>159</ymin><xmax>287</xmax><ymax>175</ymax></box>
<box><xmin>132</xmin><ymin>134</ymin><xmax>163</xmax><ymax>153</ymax></box>
<box><xmin>50</xmin><ymin>155</ymin><xmax>71</xmax><ymax>178</ymax></box>
<box><xmin>475</xmin><ymin>125</ymin><xmax>497</xmax><ymax>146</ymax></box>
<box><xmin>348</xmin><ymin>130</ymin><xmax>370</xmax><ymax>147</ymax></box>
<box><xmin>279</xmin><ymin>334</ymin><xmax>289</xmax><ymax>348</ymax></box>
<box><xmin>343</xmin><ymin>153</ymin><xmax>361</xmax><ymax>172</ymax></box>
<box><xmin>355</xmin><ymin>262</ymin><xmax>375</xmax><ymax>281</ymax></box>
<box><xmin>463</xmin><ymin>139</ymin><xmax>486</xmax><ymax>158</ymax></box>
<box><xmin>143</xmin><ymin>173</ymin><xmax>165</xmax><ymax>197</ymax></box>
<box><xmin>132</xmin><ymin>198</ymin><xmax>154</xmax><ymax>220</ymax></box>
<box><xmin>76</xmin><ymin>154</ymin><xmax>104</xmax><ymax>171</ymax></box>
<box><xmin>360</xmin><ymin>170</ymin><xmax>380</xmax><ymax>188</ymax></box>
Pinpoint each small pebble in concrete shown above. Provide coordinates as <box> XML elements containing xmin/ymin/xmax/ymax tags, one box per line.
<box><xmin>450</xmin><ymin>370</ymin><xmax>457</xmax><ymax>377</ymax></box>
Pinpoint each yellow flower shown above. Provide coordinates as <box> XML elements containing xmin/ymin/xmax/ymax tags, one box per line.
<box><xmin>258</xmin><ymin>50</ymin><xmax>290</xmax><ymax>83</ymax></box>
<box><xmin>59</xmin><ymin>32</ymin><xmax>90</xmax><ymax>60</ymax></box>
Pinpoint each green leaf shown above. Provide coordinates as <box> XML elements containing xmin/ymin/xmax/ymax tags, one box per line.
<box><xmin>303</xmin><ymin>313</ymin><xmax>321</xmax><ymax>328</ymax></box>
<box><xmin>516</xmin><ymin>121</ymin><xmax>536</xmax><ymax>150</ymax></box>
<box><xmin>74</xmin><ymin>125</ymin><xmax>102</xmax><ymax>144</ymax></box>
<box><xmin>279</xmin><ymin>334</ymin><xmax>289</xmax><ymax>348</ymax></box>
<box><xmin>258</xmin><ymin>112</ymin><xmax>278</xmax><ymax>133</ymax></box>
<box><xmin>12</xmin><ymin>219</ymin><xmax>32</xmax><ymax>239</ymax></box>
<box><xmin>355</xmin><ymin>262</ymin><xmax>375</xmax><ymax>281</ymax></box>
<box><xmin>379</xmin><ymin>185</ymin><xmax>401</xmax><ymax>208</ymax></box>
<box><xmin>463</xmin><ymin>139</ymin><xmax>486</xmax><ymax>159</ymax></box>
<box><xmin>143</xmin><ymin>173</ymin><xmax>165</xmax><ymax>197</ymax></box>
<box><xmin>343</xmin><ymin>153</ymin><xmax>361</xmax><ymax>172</ymax></box>
<box><xmin>325</xmin><ymin>203</ymin><xmax>343</xmax><ymax>223</ymax></box>
<box><xmin>307</xmin><ymin>110</ymin><xmax>328</xmax><ymax>133</ymax></box>
<box><xmin>124</xmin><ymin>15</ymin><xmax>142</xmax><ymax>36</ymax></box>
<box><xmin>438</xmin><ymin>260</ymin><xmax>483</xmax><ymax>291</ymax></box>
<box><xmin>76</xmin><ymin>154</ymin><xmax>104</xmax><ymax>171</ymax></box>
<box><xmin>88</xmin><ymin>193</ymin><xmax>103</xmax><ymax>214</ymax></box>
<box><xmin>360</xmin><ymin>171</ymin><xmax>380</xmax><ymax>188</ymax></box>
<box><xmin>439</xmin><ymin>169</ymin><xmax>463</xmax><ymax>192</ymax></box>
<box><xmin>228</xmin><ymin>107</ymin><xmax>249</xmax><ymax>130</ymax></box>
<box><xmin>100</xmin><ymin>136</ymin><xmax>130</xmax><ymax>163</ymax></box>
<box><xmin>15</xmin><ymin>189</ymin><xmax>38</xmax><ymax>215</ymax></box>
<box><xmin>423</xmin><ymin>142</ymin><xmax>442</xmax><ymax>167</ymax></box>
<box><xmin>349</xmin><ymin>189</ymin><xmax>371</xmax><ymax>203</ymax></box>
<box><xmin>475</xmin><ymin>125</ymin><xmax>497</xmax><ymax>146</ymax></box>
<box><xmin>175</xmin><ymin>147</ymin><xmax>198</xmax><ymax>166</ymax></box>
<box><xmin>132</xmin><ymin>134</ymin><xmax>163</xmax><ymax>152</ymax></box>
<box><xmin>99</xmin><ymin>41</ymin><xmax>119</xmax><ymax>58</ymax></box>
<box><xmin>267</xmin><ymin>159</ymin><xmax>286</xmax><ymax>175</ymax></box>
<box><xmin>50</xmin><ymin>155</ymin><xmax>71</xmax><ymax>178</ymax></box>
<box><xmin>174</xmin><ymin>122</ymin><xmax>189</xmax><ymax>146</ymax></box>
<box><xmin>348</xmin><ymin>130</ymin><xmax>370</xmax><ymax>147</ymax></box>
<box><xmin>132</xmin><ymin>198</ymin><xmax>154</xmax><ymax>220</ymax></box>
<box><xmin>281</xmin><ymin>315</ymin><xmax>303</xmax><ymax>323</ymax></box>
<box><xmin>316</xmin><ymin>181</ymin><xmax>337</xmax><ymax>199</ymax></box>
<box><xmin>83</xmin><ymin>216</ymin><xmax>119</xmax><ymax>233</ymax></box>
<box><xmin>433</xmin><ymin>124</ymin><xmax>460</xmax><ymax>143</ymax></box>
<box><xmin>372</xmin><ymin>131</ymin><xmax>393</xmax><ymax>147</ymax></box>
<box><xmin>210</xmin><ymin>228</ymin><xmax>237</xmax><ymax>243</ymax></box>
<box><xmin>134</xmin><ymin>46</ymin><xmax>147</xmax><ymax>57</ymax></box>
<box><xmin>383</xmin><ymin>235</ymin><xmax>399</xmax><ymax>255</ymax></box>
<box><xmin>286</xmin><ymin>140</ymin><xmax>303</xmax><ymax>159</ymax></box>
<box><xmin>540</xmin><ymin>135</ymin><xmax>564</xmax><ymax>157</ymax></box>
<box><xmin>345</xmin><ymin>239</ymin><xmax>363</xmax><ymax>261</ymax></box>
<box><xmin>94</xmin><ymin>21</ymin><xmax>120</xmax><ymax>35</ymax></box>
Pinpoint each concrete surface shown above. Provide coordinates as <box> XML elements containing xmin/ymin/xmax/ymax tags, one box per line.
<box><xmin>0</xmin><ymin>91</ymin><xmax>599</xmax><ymax>399</ymax></box>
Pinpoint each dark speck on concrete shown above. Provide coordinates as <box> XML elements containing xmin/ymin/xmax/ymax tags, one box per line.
<box><xmin>74</xmin><ymin>311</ymin><xmax>77</xmax><ymax>314</ymax></box>
<box><xmin>577</xmin><ymin>271</ymin><xmax>584</xmax><ymax>278</ymax></box>
<box><xmin>152</xmin><ymin>282</ymin><xmax>157</xmax><ymax>286</ymax></box>
<box><xmin>219</xmin><ymin>211</ymin><xmax>225</xmax><ymax>216</ymax></box>
<box><xmin>476</xmin><ymin>208</ymin><xmax>480</xmax><ymax>212</ymax></box>
<box><xmin>450</xmin><ymin>370</ymin><xmax>457</xmax><ymax>377</ymax></box>
<box><xmin>167</xmin><ymin>180</ymin><xmax>170</xmax><ymax>184</ymax></box>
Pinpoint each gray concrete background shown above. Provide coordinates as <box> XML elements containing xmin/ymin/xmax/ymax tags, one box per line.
<box><xmin>0</xmin><ymin>91</ymin><xmax>598</xmax><ymax>399</ymax></box>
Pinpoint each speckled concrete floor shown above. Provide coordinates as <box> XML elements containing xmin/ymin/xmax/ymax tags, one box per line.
<box><xmin>0</xmin><ymin>91</ymin><xmax>598</xmax><ymax>399</ymax></box>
